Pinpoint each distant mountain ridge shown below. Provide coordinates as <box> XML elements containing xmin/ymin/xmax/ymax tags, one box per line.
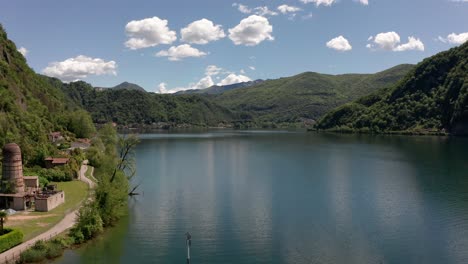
<box><xmin>56</xmin><ymin>64</ymin><xmax>414</xmax><ymax>128</ymax></box>
<box><xmin>176</xmin><ymin>80</ymin><xmax>264</xmax><ymax>95</ymax></box>
<box><xmin>208</xmin><ymin>64</ymin><xmax>414</xmax><ymax>125</ymax></box>
<box><xmin>97</xmin><ymin>81</ymin><xmax>146</xmax><ymax>92</ymax></box>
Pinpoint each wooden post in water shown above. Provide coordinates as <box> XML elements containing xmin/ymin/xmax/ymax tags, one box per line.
<box><xmin>185</xmin><ymin>232</ymin><xmax>192</xmax><ymax>264</ymax></box>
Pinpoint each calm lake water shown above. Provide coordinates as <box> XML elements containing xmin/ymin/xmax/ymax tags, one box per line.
<box><xmin>56</xmin><ymin>131</ymin><xmax>468</xmax><ymax>264</ymax></box>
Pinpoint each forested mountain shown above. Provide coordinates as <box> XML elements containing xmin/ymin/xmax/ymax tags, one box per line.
<box><xmin>315</xmin><ymin>42</ymin><xmax>468</xmax><ymax>135</ymax></box>
<box><xmin>97</xmin><ymin>81</ymin><xmax>146</xmax><ymax>92</ymax></box>
<box><xmin>48</xmin><ymin>64</ymin><xmax>413</xmax><ymax>128</ymax></box>
<box><xmin>0</xmin><ymin>25</ymin><xmax>95</xmax><ymax>165</ymax></box>
<box><xmin>52</xmin><ymin>80</ymin><xmax>236</xmax><ymax>127</ymax></box>
<box><xmin>209</xmin><ymin>64</ymin><xmax>414</xmax><ymax>124</ymax></box>
<box><xmin>176</xmin><ymin>80</ymin><xmax>264</xmax><ymax>95</ymax></box>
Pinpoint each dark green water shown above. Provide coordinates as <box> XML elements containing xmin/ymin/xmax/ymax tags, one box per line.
<box><xmin>56</xmin><ymin>131</ymin><xmax>468</xmax><ymax>264</ymax></box>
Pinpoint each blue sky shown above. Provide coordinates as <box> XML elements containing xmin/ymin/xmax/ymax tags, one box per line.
<box><xmin>1</xmin><ymin>0</ymin><xmax>467</xmax><ymax>93</ymax></box>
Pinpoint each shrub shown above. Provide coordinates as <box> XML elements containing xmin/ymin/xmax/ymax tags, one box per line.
<box><xmin>31</xmin><ymin>240</ymin><xmax>46</xmax><ymax>251</ymax></box>
<box><xmin>38</xmin><ymin>168</ymin><xmax>73</xmax><ymax>182</ymax></box>
<box><xmin>0</xmin><ymin>228</ymin><xmax>23</xmax><ymax>253</ymax></box>
<box><xmin>19</xmin><ymin>239</ymin><xmax>67</xmax><ymax>263</ymax></box>
<box><xmin>45</xmin><ymin>242</ymin><xmax>63</xmax><ymax>259</ymax></box>
<box><xmin>69</xmin><ymin>202</ymin><xmax>103</xmax><ymax>244</ymax></box>
<box><xmin>19</xmin><ymin>249</ymin><xmax>45</xmax><ymax>263</ymax></box>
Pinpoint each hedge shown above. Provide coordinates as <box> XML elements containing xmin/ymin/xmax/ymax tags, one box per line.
<box><xmin>0</xmin><ymin>228</ymin><xmax>23</xmax><ymax>253</ymax></box>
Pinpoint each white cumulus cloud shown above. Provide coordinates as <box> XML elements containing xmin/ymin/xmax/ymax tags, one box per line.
<box><xmin>253</xmin><ymin>6</ymin><xmax>278</xmax><ymax>16</ymax></box>
<box><xmin>18</xmin><ymin>47</ymin><xmax>28</xmax><ymax>57</ymax></box>
<box><xmin>181</xmin><ymin>19</ymin><xmax>226</xmax><ymax>44</ymax></box>
<box><xmin>326</xmin><ymin>36</ymin><xmax>352</xmax><ymax>51</ymax></box>
<box><xmin>205</xmin><ymin>65</ymin><xmax>223</xmax><ymax>76</ymax></box>
<box><xmin>233</xmin><ymin>3</ymin><xmax>279</xmax><ymax>16</ymax></box>
<box><xmin>157</xmin><ymin>82</ymin><xmax>169</xmax><ymax>93</ymax></box>
<box><xmin>194</xmin><ymin>75</ymin><xmax>215</xmax><ymax>89</ymax></box>
<box><xmin>124</xmin><ymin>17</ymin><xmax>177</xmax><ymax>50</ymax></box>
<box><xmin>393</xmin><ymin>37</ymin><xmax>425</xmax><ymax>51</ymax></box>
<box><xmin>229</xmin><ymin>15</ymin><xmax>274</xmax><ymax>46</ymax></box>
<box><xmin>42</xmin><ymin>55</ymin><xmax>117</xmax><ymax>82</ymax></box>
<box><xmin>367</xmin><ymin>32</ymin><xmax>424</xmax><ymax>51</ymax></box>
<box><xmin>277</xmin><ymin>4</ymin><xmax>302</xmax><ymax>14</ymax></box>
<box><xmin>438</xmin><ymin>32</ymin><xmax>468</xmax><ymax>45</ymax></box>
<box><xmin>249</xmin><ymin>66</ymin><xmax>256</xmax><ymax>71</ymax></box>
<box><xmin>157</xmin><ymin>65</ymin><xmax>252</xmax><ymax>93</ymax></box>
<box><xmin>156</xmin><ymin>75</ymin><xmax>214</xmax><ymax>94</ymax></box>
<box><xmin>357</xmin><ymin>0</ymin><xmax>369</xmax><ymax>5</ymax></box>
<box><xmin>217</xmin><ymin>73</ymin><xmax>252</xmax><ymax>86</ymax></box>
<box><xmin>156</xmin><ymin>44</ymin><xmax>207</xmax><ymax>61</ymax></box>
<box><xmin>233</xmin><ymin>3</ymin><xmax>252</xmax><ymax>14</ymax></box>
<box><xmin>300</xmin><ymin>0</ymin><xmax>336</xmax><ymax>7</ymax></box>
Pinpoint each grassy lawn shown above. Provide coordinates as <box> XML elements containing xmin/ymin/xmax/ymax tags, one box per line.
<box><xmin>6</xmin><ymin>180</ymin><xmax>89</xmax><ymax>240</ymax></box>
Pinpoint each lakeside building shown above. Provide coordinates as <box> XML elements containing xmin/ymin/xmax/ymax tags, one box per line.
<box><xmin>0</xmin><ymin>143</ymin><xmax>65</xmax><ymax>211</ymax></box>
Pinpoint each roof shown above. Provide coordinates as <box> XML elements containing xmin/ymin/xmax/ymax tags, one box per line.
<box><xmin>45</xmin><ymin>157</ymin><xmax>70</xmax><ymax>164</ymax></box>
<box><xmin>24</xmin><ymin>176</ymin><xmax>39</xmax><ymax>180</ymax></box>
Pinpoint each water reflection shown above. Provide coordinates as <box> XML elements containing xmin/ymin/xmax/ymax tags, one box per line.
<box><xmin>56</xmin><ymin>132</ymin><xmax>468</xmax><ymax>264</ymax></box>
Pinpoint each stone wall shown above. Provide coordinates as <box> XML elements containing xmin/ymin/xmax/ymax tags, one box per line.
<box><xmin>35</xmin><ymin>191</ymin><xmax>65</xmax><ymax>212</ymax></box>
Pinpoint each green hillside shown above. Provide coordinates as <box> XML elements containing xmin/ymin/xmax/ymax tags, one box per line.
<box><xmin>315</xmin><ymin>42</ymin><xmax>468</xmax><ymax>135</ymax></box>
<box><xmin>209</xmin><ymin>64</ymin><xmax>413</xmax><ymax>125</ymax></box>
<box><xmin>0</xmin><ymin>25</ymin><xmax>94</xmax><ymax>165</ymax></box>
<box><xmin>97</xmin><ymin>81</ymin><xmax>147</xmax><ymax>92</ymax></box>
<box><xmin>52</xmin><ymin>80</ymin><xmax>235</xmax><ymax>127</ymax></box>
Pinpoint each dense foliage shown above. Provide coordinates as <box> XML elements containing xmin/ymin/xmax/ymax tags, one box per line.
<box><xmin>48</xmin><ymin>79</ymin><xmax>236</xmax><ymax>127</ymax></box>
<box><xmin>316</xmin><ymin>42</ymin><xmax>468</xmax><ymax>135</ymax></box>
<box><xmin>70</xmin><ymin>124</ymin><xmax>131</xmax><ymax>244</ymax></box>
<box><xmin>98</xmin><ymin>81</ymin><xmax>147</xmax><ymax>92</ymax></box>
<box><xmin>0</xmin><ymin>228</ymin><xmax>23</xmax><ymax>253</ymax></box>
<box><xmin>0</xmin><ymin>25</ymin><xmax>95</xmax><ymax>165</ymax></box>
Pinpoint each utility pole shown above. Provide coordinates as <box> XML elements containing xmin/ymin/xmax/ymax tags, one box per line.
<box><xmin>185</xmin><ymin>232</ymin><xmax>192</xmax><ymax>264</ymax></box>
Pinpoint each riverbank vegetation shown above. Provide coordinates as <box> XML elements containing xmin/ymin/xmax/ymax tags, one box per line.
<box><xmin>19</xmin><ymin>124</ymin><xmax>137</xmax><ymax>263</ymax></box>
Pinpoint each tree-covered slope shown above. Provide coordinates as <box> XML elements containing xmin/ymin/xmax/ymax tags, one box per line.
<box><xmin>209</xmin><ymin>64</ymin><xmax>413</xmax><ymax>124</ymax></box>
<box><xmin>53</xmin><ymin>80</ymin><xmax>236</xmax><ymax>126</ymax></box>
<box><xmin>0</xmin><ymin>25</ymin><xmax>95</xmax><ymax>165</ymax></box>
<box><xmin>315</xmin><ymin>42</ymin><xmax>468</xmax><ymax>135</ymax></box>
<box><xmin>97</xmin><ymin>81</ymin><xmax>146</xmax><ymax>92</ymax></box>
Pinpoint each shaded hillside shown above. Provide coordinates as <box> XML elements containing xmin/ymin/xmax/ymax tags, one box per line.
<box><xmin>176</xmin><ymin>80</ymin><xmax>264</xmax><ymax>95</ymax></box>
<box><xmin>0</xmin><ymin>25</ymin><xmax>95</xmax><ymax>164</ymax></box>
<box><xmin>55</xmin><ymin>81</ymin><xmax>235</xmax><ymax>126</ymax></box>
<box><xmin>210</xmin><ymin>64</ymin><xmax>413</xmax><ymax>124</ymax></box>
<box><xmin>316</xmin><ymin>42</ymin><xmax>468</xmax><ymax>135</ymax></box>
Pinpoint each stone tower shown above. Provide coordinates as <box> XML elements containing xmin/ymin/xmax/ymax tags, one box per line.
<box><xmin>1</xmin><ymin>143</ymin><xmax>25</xmax><ymax>193</ymax></box>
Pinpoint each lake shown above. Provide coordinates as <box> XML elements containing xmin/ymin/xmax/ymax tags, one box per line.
<box><xmin>56</xmin><ymin>131</ymin><xmax>468</xmax><ymax>264</ymax></box>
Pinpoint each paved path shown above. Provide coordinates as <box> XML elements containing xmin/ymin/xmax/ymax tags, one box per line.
<box><xmin>0</xmin><ymin>161</ymin><xmax>95</xmax><ymax>264</ymax></box>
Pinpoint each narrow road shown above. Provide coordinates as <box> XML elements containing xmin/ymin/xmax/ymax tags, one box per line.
<box><xmin>0</xmin><ymin>161</ymin><xmax>95</xmax><ymax>263</ymax></box>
